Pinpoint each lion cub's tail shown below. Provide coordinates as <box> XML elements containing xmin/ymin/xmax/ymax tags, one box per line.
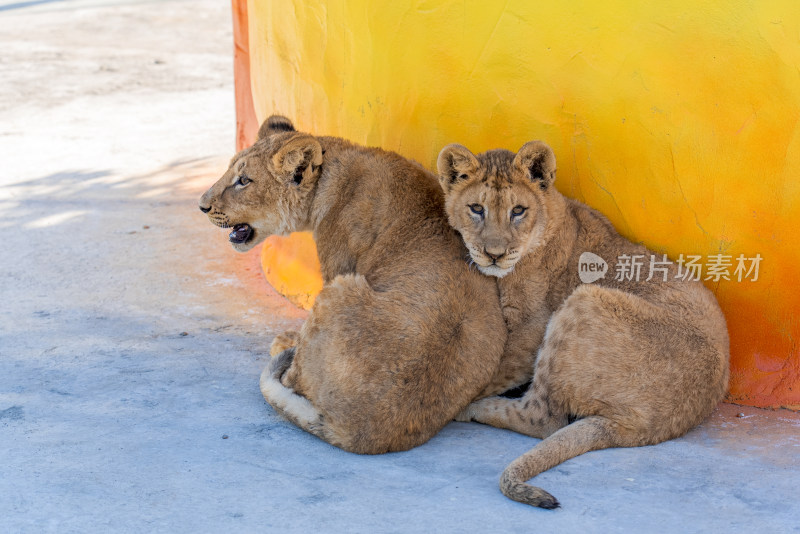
<box><xmin>260</xmin><ymin>348</ymin><xmax>328</xmax><ymax>442</ymax></box>
<box><xmin>500</xmin><ymin>416</ymin><xmax>620</xmax><ymax>509</ymax></box>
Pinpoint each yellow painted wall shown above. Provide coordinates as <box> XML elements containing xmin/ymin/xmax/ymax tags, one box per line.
<box><xmin>245</xmin><ymin>0</ymin><xmax>800</xmax><ymax>409</ymax></box>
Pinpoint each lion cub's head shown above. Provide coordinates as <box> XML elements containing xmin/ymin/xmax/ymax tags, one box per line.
<box><xmin>437</xmin><ymin>141</ymin><xmax>557</xmax><ymax>277</ymax></box>
<box><xmin>198</xmin><ymin>116</ymin><xmax>323</xmax><ymax>252</ymax></box>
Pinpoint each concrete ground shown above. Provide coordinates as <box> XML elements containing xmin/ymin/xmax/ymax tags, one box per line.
<box><xmin>0</xmin><ymin>0</ymin><xmax>798</xmax><ymax>532</ymax></box>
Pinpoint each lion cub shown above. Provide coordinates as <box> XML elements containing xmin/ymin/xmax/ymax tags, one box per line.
<box><xmin>437</xmin><ymin>141</ymin><xmax>729</xmax><ymax>508</ymax></box>
<box><xmin>198</xmin><ymin>116</ymin><xmax>506</xmax><ymax>454</ymax></box>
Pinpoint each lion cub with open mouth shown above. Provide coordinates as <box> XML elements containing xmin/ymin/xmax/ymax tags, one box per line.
<box><xmin>199</xmin><ymin>116</ymin><xmax>506</xmax><ymax>454</ymax></box>
<box><xmin>437</xmin><ymin>141</ymin><xmax>730</xmax><ymax>508</ymax></box>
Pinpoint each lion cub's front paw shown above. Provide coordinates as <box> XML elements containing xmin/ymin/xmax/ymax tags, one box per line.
<box><xmin>270</xmin><ymin>330</ymin><xmax>300</xmax><ymax>357</ymax></box>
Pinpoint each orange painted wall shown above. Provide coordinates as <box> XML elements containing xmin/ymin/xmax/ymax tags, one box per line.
<box><xmin>233</xmin><ymin>0</ymin><xmax>800</xmax><ymax>410</ymax></box>
<box><xmin>231</xmin><ymin>0</ymin><xmax>257</xmax><ymax>152</ymax></box>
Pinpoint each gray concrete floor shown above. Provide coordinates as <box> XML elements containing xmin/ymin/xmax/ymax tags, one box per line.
<box><xmin>1</xmin><ymin>1</ymin><xmax>798</xmax><ymax>532</ymax></box>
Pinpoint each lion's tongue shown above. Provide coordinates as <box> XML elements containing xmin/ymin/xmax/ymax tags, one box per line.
<box><xmin>229</xmin><ymin>224</ymin><xmax>253</xmax><ymax>244</ymax></box>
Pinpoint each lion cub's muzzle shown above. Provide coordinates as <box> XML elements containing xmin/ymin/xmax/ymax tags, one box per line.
<box><xmin>228</xmin><ymin>223</ymin><xmax>253</xmax><ymax>244</ymax></box>
<box><xmin>198</xmin><ymin>203</ymin><xmax>255</xmax><ymax>245</ymax></box>
<box><xmin>468</xmin><ymin>246</ymin><xmax>520</xmax><ymax>278</ymax></box>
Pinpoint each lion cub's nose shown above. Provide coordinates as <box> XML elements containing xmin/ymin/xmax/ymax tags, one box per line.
<box><xmin>198</xmin><ymin>204</ymin><xmax>211</xmax><ymax>213</ymax></box>
<box><xmin>484</xmin><ymin>248</ymin><xmax>506</xmax><ymax>262</ymax></box>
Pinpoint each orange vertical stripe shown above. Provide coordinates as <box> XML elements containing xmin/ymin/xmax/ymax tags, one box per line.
<box><xmin>231</xmin><ymin>0</ymin><xmax>258</xmax><ymax>151</ymax></box>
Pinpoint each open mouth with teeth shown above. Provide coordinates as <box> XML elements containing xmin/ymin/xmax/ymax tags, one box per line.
<box><xmin>228</xmin><ymin>223</ymin><xmax>254</xmax><ymax>244</ymax></box>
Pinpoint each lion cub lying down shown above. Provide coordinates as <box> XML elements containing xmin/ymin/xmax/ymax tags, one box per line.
<box><xmin>199</xmin><ymin>116</ymin><xmax>506</xmax><ymax>454</ymax></box>
<box><xmin>437</xmin><ymin>141</ymin><xmax>730</xmax><ymax>508</ymax></box>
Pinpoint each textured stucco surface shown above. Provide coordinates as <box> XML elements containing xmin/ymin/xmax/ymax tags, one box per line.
<box><xmin>1</xmin><ymin>1</ymin><xmax>798</xmax><ymax>532</ymax></box>
<box><xmin>246</xmin><ymin>0</ymin><xmax>800</xmax><ymax>409</ymax></box>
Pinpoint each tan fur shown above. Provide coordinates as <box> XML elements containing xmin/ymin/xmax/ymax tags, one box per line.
<box><xmin>438</xmin><ymin>141</ymin><xmax>730</xmax><ymax>508</ymax></box>
<box><xmin>270</xmin><ymin>330</ymin><xmax>300</xmax><ymax>357</ymax></box>
<box><xmin>199</xmin><ymin>116</ymin><xmax>506</xmax><ymax>454</ymax></box>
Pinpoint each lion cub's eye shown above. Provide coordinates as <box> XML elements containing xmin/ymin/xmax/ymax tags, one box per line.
<box><xmin>511</xmin><ymin>205</ymin><xmax>527</xmax><ymax>219</ymax></box>
<box><xmin>236</xmin><ymin>174</ymin><xmax>251</xmax><ymax>187</ymax></box>
<box><xmin>469</xmin><ymin>204</ymin><xmax>485</xmax><ymax>217</ymax></box>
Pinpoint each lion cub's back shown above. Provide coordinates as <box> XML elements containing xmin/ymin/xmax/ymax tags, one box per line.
<box><xmin>371</xmin><ymin>152</ymin><xmax>507</xmax><ymax>397</ymax></box>
<box><xmin>319</xmin><ymin>145</ymin><xmax>507</xmax><ymax>449</ymax></box>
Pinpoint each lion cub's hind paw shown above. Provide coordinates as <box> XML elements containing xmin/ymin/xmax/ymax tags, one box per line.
<box><xmin>270</xmin><ymin>330</ymin><xmax>301</xmax><ymax>357</ymax></box>
<box><xmin>454</xmin><ymin>405</ymin><xmax>475</xmax><ymax>422</ymax></box>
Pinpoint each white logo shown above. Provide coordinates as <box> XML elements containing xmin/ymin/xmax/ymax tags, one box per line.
<box><xmin>578</xmin><ymin>252</ymin><xmax>608</xmax><ymax>284</ymax></box>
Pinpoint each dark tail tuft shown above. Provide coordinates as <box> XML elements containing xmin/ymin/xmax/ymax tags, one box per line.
<box><xmin>500</xmin><ymin>469</ymin><xmax>560</xmax><ymax>509</ymax></box>
<box><xmin>268</xmin><ymin>347</ymin><xmax>296</xmax><ymax>379</ymax></box>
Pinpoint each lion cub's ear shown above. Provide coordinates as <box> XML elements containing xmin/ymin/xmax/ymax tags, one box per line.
<box><xmin>437</xmin><ymin>144</ymin><xmax>480</xmax><ymax>193</ymax></box>
<box><xmin>514</xmin><ymin>141</ymin><xmax>556</xmax><ymax>189</ymax></box>
<box><xmin>269</xmin><ymin>136</ymin><xmax>323</xmax><ymax>188</ymax></box>
<box><xmin>257</xmin><ymin>115</ymin><xmax>296</xmax><ymax>140</ymax></box>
